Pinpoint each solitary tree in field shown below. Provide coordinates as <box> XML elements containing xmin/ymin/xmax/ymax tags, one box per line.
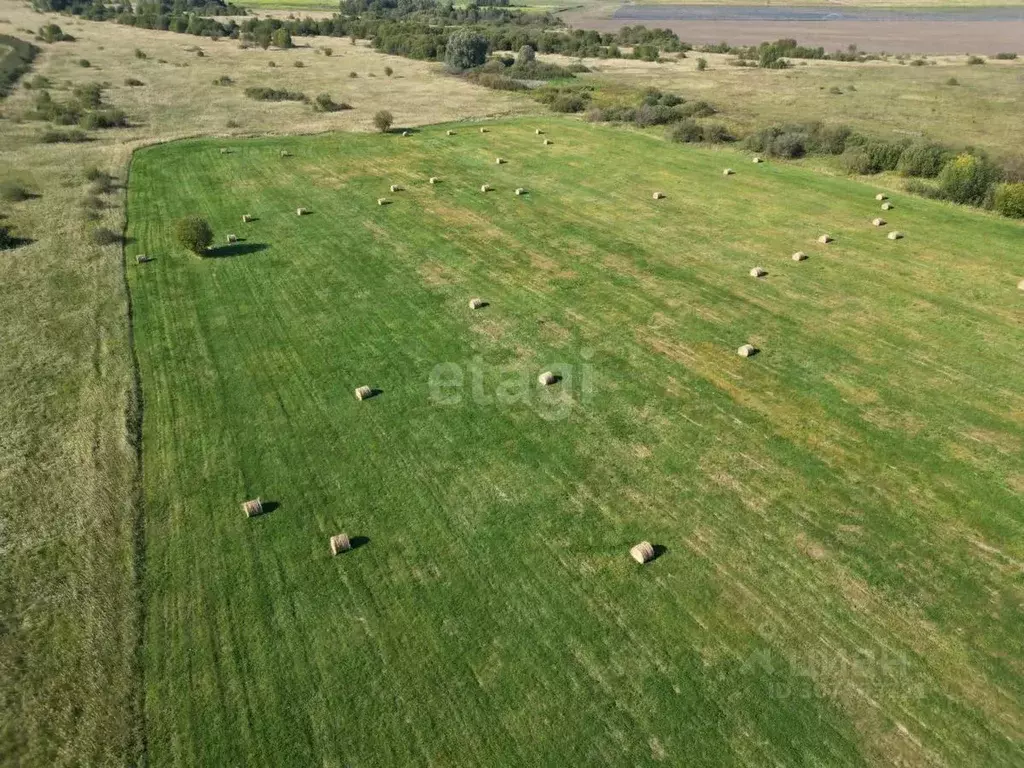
<box><xmin>515</xmin><ymin>45</ymin><xmax>535</xmax><ymax>66</ymax></box>
<box><xmin>175</xmin><ymin>216</ymin><xmax>213</xmax><ymax>255</ymax></box>
<box><xmin>373</xmin><ymin>110</ymin><xmax>393</xmax><ymax>133</ymax></box>
<box><xmin>444</xmin><ymin>29</ymin><xmax>488</xmax><ymax>71</ymax></box>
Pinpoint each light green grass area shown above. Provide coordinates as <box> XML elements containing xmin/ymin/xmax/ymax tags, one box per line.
<box><xmin>128</xmin><ymin>118</ymin><xmax>1024</xmax><ymax>766</ymax></box>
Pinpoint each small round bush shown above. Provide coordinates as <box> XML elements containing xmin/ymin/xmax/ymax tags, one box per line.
<box><xmin>516</xmin><ymin>45</ymin><xmax>535</xmax><ymax>66</ymax></box>
<box><xmin>696</xmin><ymin>57</ymin><xmax>707</xmax><ymax>71</ymax></box>
<box><xmin>349</xmin><ymin>71</ymin><xmax>358</xmax><ymax>78</ymax></box>
<box><xmin>175</xmin><ymin>216</ymin><xmax>213</xmax><ymax>254</ymax></box>
<box><xmin>966</xmin><ymin>55</ymin><xmax>985</xmax><ymax>65</ymax></box>
<box><xmin>384</xmin><ymin>66</ymin><xmax>393</xmax><ymax>77</ymax></box>
<box><xmin>668</xmin><ymin>119</ymin><xmax>703</xmax><ymax>143</ymax></box>
<box><xmin>549</xmin><ymin>94</ymin><xmax>587</xmax><ymax>113</ymax></box>
<box><xmin>373</xmin><ymin>110</ymin><xmax>394</xmax><ymax>133</ymax></box>
<box><xmin>703</xmin><ymin>123</ymin><xmax>732</xmax><ymax>143</ymax></box>
<box><xmin>134</xmin><ymin>48</ymin><xmax>147</xmax><ymax>59</ymax></box>
<box><xmin>938</xmin><ymin>153</ymin><xmax>1000</xmax><ymax>206</ymax></box>
<box><xmin>896</xmin><ymin>142</ymin><xmax>950</xmax><ymax>178</ymax></box>
<box><xmin>0</xmin><ymin>181</ymin><xmax>32</xmax><ymax>202</ymax></box>
<box><xmin>993</xmin><ymin>182</ymin><xmax>1024</xmax><ymax>218</ymax></box>
<box><xmin>946</xmin><ymin>77</ymin><xmax>959</xmax><ymax>86</ymax></box>
<box><xmin>293</xmin><ymin>61</ymin><xmax>304</xmax><ymax>68</ymax></box>
<box><xmin>125</xmin><ymin>77</ymin><xmax>144</xmax><ymax>86</ymax></box>
<box><xmin>78</xmin><ymin>59</ymin><xmax>90</xmax><ymax>68</ymax></box>
<box><xmin>91</xmin><ymin>227</ymin><xmax>122</xmax><ymax>246</ymax></box>
<box><xmin>323</xmin><ymin>47</ymin><xmax>333</xmax><ymax>56</ymax></box>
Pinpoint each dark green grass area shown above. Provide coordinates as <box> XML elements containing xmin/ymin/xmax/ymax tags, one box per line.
<box><xmin>127</xmin><ymin>119</ymin><xmax>1024</xmax><ymax>766</ymax></box>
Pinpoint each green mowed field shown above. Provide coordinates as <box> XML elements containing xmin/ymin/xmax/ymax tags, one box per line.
<box><xmin>127</xmin><ymin>118</ymin><xmax>1024</xmax><ymax>766</ymax></box>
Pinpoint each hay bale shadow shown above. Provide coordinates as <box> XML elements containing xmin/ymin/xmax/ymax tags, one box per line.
<box><xmin>396</xmin><ymin>127</ymin><xmax>421</xmax><ymax>135</ymax></box>
<box><xmin>261</xmin><ymin>501</ymin><xmax>280</xmax><ymax>515</ymax></box>
<box><xmin>205</xmin><ymin>242</ymin><xmax>269</xmax><ymax>258</ymax></box>
<box><xmin>349</xmin><ymin>535</ymin><xmax>370</xmax><ymax>550</ymax></box>
<box><xmin>362</xmin><ymin>388</ymin><xmax>383</xmax><ymax>400</ymax></box>
<box><xmin>650</xmin><ymin>544</ymin><xmax>667</xmax><ymax>562</ymax></box>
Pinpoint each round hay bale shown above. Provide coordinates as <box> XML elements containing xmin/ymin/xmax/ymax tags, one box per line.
<box><xmin>495</xmin><ymin>157</ymin><xmax>504</xmax><ymax>165</ymax></box>
<box><xmin>1018</xmin><ymin>279</ymin><xmax>1024</xmax><ymax>291</ymax></box>
<box><xmin>737</xmin><ymin>344</ymin><xmax>757</xmax><ymax>357</ymax></box>
<box><xmin>377</xmin><ymin>198</ymin><xmax>387</xmax><ymax>206</ymax></box>
<box><xmin>881</xmin><ymin>202</ymin><xmax>894</xmax><ymax>211</ymax></box>
<box><xmin>242</xmin><ymin>498</ymin><xmax>263</xmax><ymax>518</ymax></box>
<box><xmin>296</xmin><ymin>207</ymin><xmax>307</xmax><ymax>216</ymax></box>
<box><xmin>792</xmin><ymin>251</ymin><xmax>807</xmax><ymax>261</ymax></box>
<box><xmin>226</xmin><ymin>233</ymin><xmax>237</xmax><ymax>243</ymax></box>
<box><xmin>875</xmin><ymin>193</ymin><xmax>887</xmax><ymax>201</ymax></box>
<box><xmin>515</xmin><ymin>188</ymin><xmax>525</xmax><ymax>196</ymax></box>
<box><xmin>429</xmin><ymin>177</ymin><xmax>438</xmax><ymax>184</ymax></box>
<box><xmin>480</xmin><ymin>184</ymin><xmax>491</xmax><ymax>193</ymax></box>
<box><xmin>538</xmin><ymin>371</ymin><xmax>557</xmax><ymax>386</ymax></box>
<box><xmin>752</xmin><ymin>157</ymin><xmax>762</xmax><ymax>163</ymax></box>
<box><xmin>390</xmin><ymin>184</ymin><xmax>401</xmax><ymax>192</ymax></box>
<box><xmin>630</xmin><ymin>541</ymin><xmax>655</xmax><ymax>564</ymax></box>
<box><xmin>220</xmin><ymin>147</ymin><xmax>229</xmax><ymax>154</ymax></box>
<box><xmin>535</xmin><ymin>128</ymin><xmax>543</xmax><ymax>135</ymax></box>
<box><xmin>469</xmin><ymin>297</ymin><xmax>485</xmax><ymax>309</ymax></box>
<box><xmin>750</xmin><ymin>266</ymin><xmax>766</xmax><ymax>278</ymax></box>
<box><xmin>280</xmin><ymin>150</ymin><xmax>291</xmax><ymax>157</ymax></box>
<box><xmin>242</xmin><ymin>214</ymin><xmax>251</xmax><ymax>223</ymax></box>
<box><xmin>723</xmin><ymin>168</ymin><xmax>735</xmax><ymax>175</ymax></box>
<box><xmin>446</xmin><ymin>129</ymin><xmax>454</xmax><ymax>136</ymax></box>
<box><xmin>818</xmin><ymin>234</ymin><xmax>833</xmax><ymax>244</ymax></box>
<box><xmin>872</xmin><ymin>218</ymin><xmax>886</xmax><ymax>227</ymax></box>
<box><xmin>887</xmin><ymin>231</ymin><xmax>904</xmax><ymax>240</ymax></box>
<box><xmin>480</xmin><ymin>127</ymin><xmax>487</xmax><ymax>133</ymax></box>
<box><xmin>330</xmin><ymin>533</ymin><xmax>351</xmax><ymax>556</ymax></box>
<box><xmin>543</xmin><ymin>139</ymin><xmax>552</xmax><ymax>145</ymax></box>
<box><xmin>652</xmin><ymin>191</ymin><xmax>665</xmax><ymax>200</ymax></box>
<box><xmin>136</xmin><ymin>254</ymin><xmax>148</xmax><ymax>264</ymax></box>
<box><xmin>402</xmin><ymin>130</ymin><xmax>409</xmax><ymax>137</ymax></box>
<box><xmin>355</xmin><ymin>385</ymin><xmax>373</xmax><ymax>400</ymax></box>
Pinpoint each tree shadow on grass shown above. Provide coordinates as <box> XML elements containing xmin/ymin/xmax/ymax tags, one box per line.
<box><xmin>205</xmin><ymin>242</ymin><xmax>268</xmax><ymax>258</ymax></box>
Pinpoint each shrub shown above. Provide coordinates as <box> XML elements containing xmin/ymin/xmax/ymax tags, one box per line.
<box><xmin>124</xmin><ymin>77</ymin><xmax>144</xmax><ymax>86</ymax></box>
<box><xmin>226</xmin><ymin>119</ymin><xmax>241</xmax><ymax>128</ymax></box>
<box><xmin>808</xmin><ymin>123</ymin><xmax>852</xmax><ymax>155</ymax></box>
<box><xmin>213</xmin><ymin>75</ymin><xmax>233</xmax><ymax>86</ymax></box>
<box><xmin>946</xmin><ymin>77</ymin><xmax>960</xmax><ymax>86</ymax></box>
<box><xmin>91</xmin><ymin>227</ymin><xmax>122</xmax><ymax>246</ymax></box>
<box><xmin>676</xmin><ymin>100</ymin><xmax>715</xmax><ymax>119</ymax></box>
<box><xmin>134</xmin><ymin>48</ymin><xmax>147</xmax><ymax>59</ymax></box>
<box><xmin>0</xmin><ymin>181</ymin><xmax>32</xmax><ymax>202</ymax></box>
<box><xmin>384</xmin><ymin>66</ymin><xmax>393</xmax><ymax>77</ymax></box>
<box><xmin>703</xmin><ymin>123</ymin><xmax>732</xmax><ymax>143</ymax></box>
<box><xmin>175</xmin><ymin>216</ymin><xmax>213</xmax><ymax>254</ymax></box>
<box><xmin>40</xmin><ymin>129</ymin><xmax>88</xmax><ymax>143</ymax></box>
<box><xmin>828</xmin><ymin>85</ymin><xmax>843</xmax><ymax>94</ymax></box>
<box><xmin>938</xmin><ymin>153</ymin><xmax>1000</xmax><ymax>206</ymax></box>
<box><xmin>909</xmin><ymin>58</ymin><xmax>927</xmax><ymax>67</ymax></box>
<box><xmin>313</xmin><ymin>93</ymin><xmax>351</xmax><ymax>112</ymax></box>
<box><xmin>696</xmin><ymin>57</ymin><xmax>707</xmax><ymax>71</ymax></box>
<box><xmin>897</xmin><ymin>142</ymin><xmax>950</xmax><ymax>178</ymax></box>
<box><xmin>758</xmin><ymin>45</ymin><xmax>790</xmax><ymax>69</ymax></box>
<box><xmin>78</xmin><ymin>59</ymin><xmax>91</xmax><ymax>68</ymax></box>
<box><xmin>38</xmin><ymin>24</ymin><xmax>73</xmax><ymax>43</ymax></box>
<box><xmin>80</xmin><ymin>109</ymin><xmax>128</xmax><ymax>130</ymax></box>
<box><xmin>549</xmin><ymin>93</ymin><xmax>587</xmax><ymax>113</ymax></box>
<box><xmin>467</xmin><ymin>72</ymin><xmax>527</xmax><ymax>91</ymax></box>
<box><xmin>89</xmin><ymin>175</ymin><xmax>115</xmax><ymax>195</ymax></box>
<box><xmin>840</xmin><ymin>140</ymin><xmax>905</xmax><ymax>174</ymax></box>
<box><xmin>244</xmin><ymin>87</ymin><xmax>306</xmax><ymax>102</ymax></box>
<box><xmin>272</xmin><ymin>28</ymin><xmax>293</xmax><ymax>49</ymax></box>
<box><xmin>323</xmin><ymin>47</ymin><xmax>333</xmax><ymax>56</ymax></box>
<box><xmin>993</xmin><ymin>52</ymin><xmax>1018</xmax><ymax>60</ymax></box>
<box><xmin>966</xmin><ymin>55</ymin><xmax>985</xmax><ymax>65</ymax></box>
<box><xmin>25</xmin><ymin>74</ymin><xmax>50</xmax><ymax>90</ymax></box>
<box><xmin>445</xmin><ymin>29</ymin><xmax>488</xmax><ymax>71</ymax></box>
<box><xmin>84</xmin><ymin>166</ymin><xmax>107</xmax><ymax>182</ymax></box>
<box><xmin>293</xmin><ymin>61</ymin><xmax>304</xmax><ymax>68</ymax></box>
<box><xmin>349</xmin><ymin>71</ymin><xmax>358</xmax><ymax>78</ymax></box>
<box><xmin>634</xmin><ymin>103</ymin><xmax>677</xmax><ymax>127</ymax></box>
<box><xmin>771</xmin><ymin>132</ymin><xmax>806</xmax><ymax>158</ymax></box>
<box><xmin>373</xmin><ymin>109</ymin><xmax>393</xmax><ymax>132</ymax></box>
<box><xmin>668</xmin><ymin>119</ymin><xmax>703</xmax><ymax>143</ymax></box>
<box><xmin>993</xmin><ymin>182</ymin><xmax>1024</xmax><ymax>218</ymax></box>
<box><xmin>516</xmin><ymin>45</ymin><xmax>535</xmax><ymax>65</ymax></box>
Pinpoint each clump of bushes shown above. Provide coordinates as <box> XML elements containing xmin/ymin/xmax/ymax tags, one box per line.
<box><xmin>696</xmin><ymin>57</ymin><xmax>707</xmax><ymax>71</ymax></box>
<box><xmin>895</xmin><ymin>142</ymin><xmax>951</xmax><ymax>178</ymax></box>
<box><xmin>312</xmin><ymin>93</ymin><xmax>351</xmax><ymax>112</ymax></box>
<box><xmin>966</xmin><ymin>55</ymin><xmax>985</xmax><ymax>65</ymax></box>
<box><xmin>40</xmin><ymin>128</ymin><xmax>89</xmax><ymax>143</ymax></box>
<box><xmin>946</xmin><ymin>77</ymin><xmax>959</xmax><ymax>86</ymax></box>
<box><xmin>993</xmin><ymin>52</ymin><xmax>1018</xmax><ymax>60</ymax></box>
<box><xmin>0</xmin><ymin>181</ymin><xmax>32</xmax><ymax>202</ymax></box>
<box><xmin>213</xmin><ymin>75</ymin><xmax>233</xmax><ymax>86</ymax></box>
<box><xmin>125</xmin><ymin>77</ymin><xmax>144</xmax><ymax>86</ymax></box>
<box><xmin>745</xmin><ymin>122</ymin><xmax>853</xmax><ymax>159</ymax></box>
<box><xmin>80</xmin><ymin>108</ymin><xmax>128</xmax><ymax>129</ymax></box>
<box><xmin>134</xmin><ymin>48</ymin><xmax>147</xmax><ymax>59</ymax></box>
<box><xmin>993</xmin><ymin>183</ymin><xmax>1024</xmax><ymax>218</ymax></box>
<box><xmin>534</xmin><ymin>84</ymin><xmax>592</xmax><ymax>114</ymax></box>
<box><xmin>466</xmin><ymin>72</ymin><xmax>526</xmax><ymax>91</ymax></box>
<box><xmin>77</xmin><ymin>59</ymin><xmax>91</xmax><ymax>68</ymax></box>
<box><xmin>37</xmin><ymin>24</ymin><xmax>73</xmax><ymax>43</ymax></box>
<box><xmin>91</xmin><ymin>227</ymin><xmax>122</xmax><ymax>246</ymax></box>
<box><xmin>244</xmin><ymin>86</ymin><xmax>306</xmax><ymax>102</ymax></box>
<box><xmin>936</xmin><ymin>153</ymin><xmax>1000</xmax><ymax>206</ymax></box>
<box><xmin>175</xmin><ymin>216</ymin><xmax>213</xmax><ymax>254</ymax></box>
<box><xmin>373</xmin><ymin>109</ymin><xmax>393</xmax><ymax>132</ymax></box>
